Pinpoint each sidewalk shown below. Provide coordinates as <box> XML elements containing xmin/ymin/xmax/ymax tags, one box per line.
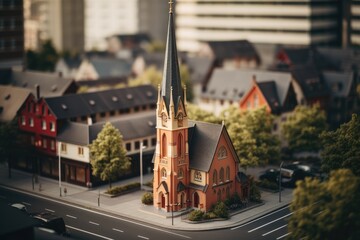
<box><xmin>0</xmin><ymin>164</ymin><xmax>293</xmax><ymax>231</ymax></box>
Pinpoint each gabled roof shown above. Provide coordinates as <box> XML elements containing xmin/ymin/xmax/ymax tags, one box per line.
<box><xmin>315</xmin><ymin>47</ymin><xmax>360</xmax><ymax>72</ymax></box>
<box><xmin>203</xmin><ymin>68</ymin><xmax>291</xmax><ymax>106</ymax></box>
<box><xmin>257</xmin><ymin>81</ymin><xmax>281</xmax><ymax>113</ymax></box>
<box><xmin>322</xmin><ymin>71</ymin><xmax>354</xmax><ymax>98</ymax></box>
<box><xmin>140</xmin><ymin>52</ymin><xmax>165</xmax><ymax>70</ymax></box>
<box><xmin>7</xmin><ymin>69</ymin><xmax>75</xmax><ymax>97</ymax></box>
<box><xmin>57</xmin><ymin>111</ymin><xmax>156</xmax><ymax>145</ymax></box>
<box><xmin>281</xmin><ymin>47</ymin><xmax>312</xmax><ymax>65</ymax></box>
<box><xmin>207</xmin><ymin>40</ymin><xmax>259</xmax><ymax>61</ymax></box>
<box><xmin>61</xmin><ymin>56</ymin><xmax>82</xmax><ymax>69</ymax></box>
<box><xmin>184</xmin><ymin>55</ymin><xmax>213</xmax><ymax>85</ymax></box>
<box><xmin>291</xmin><ymin>64</ymin><xmax>329</xmax><ymax>99</ymax></box>
<box><xmin>89</xmin><ymin>58</ymin><xmax>132</xmax><ymax>78</ymax></box>
<box><xmin>0</xmin><ymin>86</ymin><xmax>32</xmax><ymax>122</ymax></box>
<box><xmin>45</xmin><ymin>85</ymin><xmax>157</xmax><ymax>119</ymax></box>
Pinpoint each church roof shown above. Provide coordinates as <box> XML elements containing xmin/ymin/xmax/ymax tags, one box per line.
<box><xmin>161</xmin><ymin>8</ymin><xmax>183</xmax><ymax>112</ymax></box>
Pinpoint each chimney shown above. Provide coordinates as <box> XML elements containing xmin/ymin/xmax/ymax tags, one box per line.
<box><xmin>35</xmin><ymin>84</ymin><xmax>40</xmax><ymax>99</ymax></box>
<box><xmin>58</xmin><ymin>71</ymin><xmax>63</xmax><ymax>78</ymax></box>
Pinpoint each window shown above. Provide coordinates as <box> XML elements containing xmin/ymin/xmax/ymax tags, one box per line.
<box><xmin>43</xmin><ymin>139</ymin><xmax>47</xmax><ymax>149</ymax></box>
<box><xmin>226</xmin><ymin>166</ymin><xmax>230</xmax><ymax>181</ymax></box>
<box><xmin>194</xmin><ymin>171</ymin><xmax>202</xmax><ymax>182</ymax></box>
<box><xmin>151</xmin><ymin>137</ymin><xmax>156</xmax><ymax>146</ymax></box>
<box><xmin>10</xmin><ymin>18</ymin><xmax>15</xmax><ymax>29</ymax></box>
<box><xmin>42</xmin><ymin>120</ymin><xmax>46</xmax><ymax>130</ymax></box>
<box><xmin>178</xmin><ymin>168</ymin><xmax>183</xmax><ymax>179</ymax></box>
<box><xmin>213</xmin><ymin>170</ymin><xmax>218</xmax><ymax>185</ymax></box>
<box><xmin>246</xmin><ymin>101</ymin><xmax>251</xmax><ymax>110</ymax></box>
<box><xmin>0</xmin><ymin>19</ymin><xmax>3</xmax><ymax>30</ymax></box>
<box><xmin>11</xmin><ymin>39</ymin><xmax>16</xmax><ymax>50</ymax></box>
<box><xmin>78</xmin><ymin>147</ymin><xmax>84</xmax><ymax>156</ymax></box>
<box><xmin>161</xmin><ymin>168</ymin><xmax>167</xmax><ymax>179</ymax></box>
<box><xmin>143</xmin><ymin>139</ymin><xmax>148</xmax><ymax>148</ymax></box>
<box><xmin>220</xmin><ymin>167</ymin><xmax>224</xmax><ymax>183</ymax></box>
<box><xmin>254</xmin><ymin>93</ymin><xmax>259</xmax><ymax>107</ymax></box>
<box><xmin>0</xmin><ymin>39</ymin><xmax>4</xmax><ymax>50</ymax></box>
<box><xmin>162</xmin><ymin>134</ymin><xmax>167</xmax><ymax>157</ymax></box>
<box><xmin>29</xmin><ymin>118</ymin><xmax>34</xmax><ymax>127</ymax></box>
<box><xmin>42</xmin><ymin>105</ymin><xmax>46</xmax><ymax>115</ymax></box>
<box><xmin>126</xmin><ymin>142</ymin><xmax>131</xmax><ymax>151</ymax></box>
<box><xmin>177</xmin><ymin>133</ymin><xmax>183</xmax><ymax>157</ymax></box>
<box><xmin>50</xmin><ymin>140</ymin><xmax>55</xmax><ymax>150</ymax></box>
<box><xmin>61</xmin><ymin>143</ymin><xmax>67</xmax><ymax>153</ymax></box>
<box><xmin>218</xmin><ymin>146</ymin><xmax>227</xmax><ymax>159</ymax></box>
<box><xmin>135</xmin><ymin>141</ymin><xmax>140</xmax><ymax>150</ymax></box>
<box><xmin>21</xmin><ymin>116</ymin><xmax>26</xmax><ymax>125</ymax></box>
<box><xmin>50</xmin><ymin>122</ymin><xmax>55</xmax><ymax>132</ymax></box>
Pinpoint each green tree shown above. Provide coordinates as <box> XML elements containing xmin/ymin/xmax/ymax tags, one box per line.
<box><xmin>25</xmin><ymin>40</ymin><xmax>59</xmax><ymax>71</ymax></box>
<box><xmin>89</xmin><ymin>122</ymin><xmax>131</xmax><ymax>189</ymax></box>
<box><xmin>186</xmin><ymin>103</ymin><xmax>221</xmax><ymax>124</ymax></box>
<box><xmin>288</xmin><ymin>169</ymin><xmax>360</xmax><ymax>240</ymax></box>
<box><xmin>281</xmin><ymin>104</ymin><xmax>327</xmax><ymax>155</ymax></box>
<box><xmin>320</xmin><ymin>114</ymin><xmax>360</xmax><ymax>176</ymax></box>
<box><xmin>222</xmin><ymin>107</ymin><xmax>280</xmax><ymax>169</ymax></box>
<box><xmin>0</xmin><ymin>120</ymin><xmax>18</xmax><ymax>178</ymax></box>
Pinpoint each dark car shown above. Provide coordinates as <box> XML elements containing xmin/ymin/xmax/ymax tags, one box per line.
<box><xmin>31</xmin><ymin>212</ymin><xmax>68</xmax><ymax>236</ymax></box>
<box><xmin>259</xmin><ymin>168</ymin><xmax>280</xmax><ymax>183</ymax></box>
<box><xmin>281</xmin><ymin>162</ymin><xmax>316</xmax><ymax>187</ymax></box>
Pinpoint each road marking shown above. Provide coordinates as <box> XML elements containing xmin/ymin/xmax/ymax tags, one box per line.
<box><xmin>45</xmin><ymin>208</ymin><xmax>55</xmax><ymax>213</ymax></box>
<box><xmin>231</xmin><ymin>206</ymin><xmax>289</xmax><ymax>230</ymax></box>
<box><xmin>22</xmin><ymin>201</ymin><xmax>31</xmax><ymax>206</ymax></box>
<box><xmin>66</xmin><ymin>214</ymin><xmax>77</xmax><ymax>219</ymax></box>
<box><xmin>262</xmin><ymin>224</ymin><xmax>287</xmax><ymax>236</ymax></box>
<box><xmin>248</xmin><ymin>212</ymin><xmax>292</xmax><ymax>233</ymax></box>
<box><xmin>89</xmin><ymin>221</ymin><xmax>100</xmax><ymax>226</ymax></box>
<box><xmin>277</xmin><ymin>232</ymin><xmax>291</xmax><ymax>239</ymax></box>
<box><xmin>138</xmin><ymin>235</ymin><xmax>149</xmax><ymax>240</ymax></box>
<box><xmin>0</xmin><ymin>186</ymin><xmax>191</xmax><ymax>239</ymax></box>
<box><xmin>66</xmin><ymin>225</ymin><xmax>114</xmax><ymax>240</ymax></box>
<box><xmin>112</xmin><ymin>228</ymin><xmax>124</xmax><ymax>233</ymax></box>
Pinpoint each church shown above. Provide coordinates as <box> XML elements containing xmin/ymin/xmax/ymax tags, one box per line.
<box><xmin>153</xmin><ymin>1</ymin><xmax>249</xmax><ymax>212</ymax></box>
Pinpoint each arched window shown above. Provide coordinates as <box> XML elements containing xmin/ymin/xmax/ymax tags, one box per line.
<box><xmin>213</xmin><ymin>170</ymin><xmax>218</xmax><ymax>185</ymax></box>
<box><xmin>161</xmin><ymin>168</ymin><xmax>167</xmax><ymax>179</ymax></box>
<box><xmin>220</xmin><ymin>167</ymin><xmax>224</xmax><ymax>183</ymax></box>
<box><xmin>218</xmin><ymin>146</ymin><xmax>227</xmax><ymax>159</ymax></box>
<box><xmin>226</xmin><ymin>166</ymin><xmax>230</xmax><ymax>181</ymax></box>
<box><xmin>177</xmin><ymin>133</ymin><xmax>183</xmax><ymax>157</ymax></box>
<box><xmin>178</xmin><ymin>168</ymin><xmax>184</xmax><ymax>179</ymax></box>
<box><xmin>162</xmin><ymin>134</ymin><xmax>167</xmax><ymax>157</ymax></box>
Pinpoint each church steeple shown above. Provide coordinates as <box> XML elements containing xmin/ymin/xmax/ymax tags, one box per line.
<box><xmin>161</xmin><ymin>0</ymin><xmax>183</xmax><ymax>114</ymax></box>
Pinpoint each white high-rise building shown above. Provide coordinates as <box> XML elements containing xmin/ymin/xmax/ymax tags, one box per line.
<box><xmin>176</xmin><ymin>0</ymin><xmax>341</xmax><ymax>53</ymax></box>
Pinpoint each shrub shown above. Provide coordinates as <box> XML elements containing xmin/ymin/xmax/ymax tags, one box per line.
<box><xmin>188</xmin><ymin>210</ymin><xmax>204</xmax><ymax>221</ymax></box>
<box><xmin>213</xmin><ymin>202</ymin><xmax>229</xmax><ymax>219</ymax></box>
<box><xmin>106</xmin><ymin>182</ymin><xmax>140</xmax><ymax>195</ymax></box>
<box><xmin>249</xmin><ymin>178</ymin><xmax>262</xmax><ymax>202</ymax></box>
<box><xmin>257</xmin><ymin>179</ymin><xmax>278</xmax><ymax>190</ymax></box>
<box><xmin>203</xmin><ymin>212</ymin><xmax>217</xmax><ymax>220</ymax></box>
<box><xmin>141</xmin><ymin>192</ymin><xmax>153</xmax><ymax>205</ymax></box>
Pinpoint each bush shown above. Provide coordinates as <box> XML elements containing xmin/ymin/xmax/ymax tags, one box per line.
<box><xmin>141</xmin><ymin>192</ymin><xmax>153</xmax><ymax>205</ymax></box>
<box><xmin>257</xmin><ymin>179</ymin><xmax>278</xmax><ymax>190</ymax></box>
<box><xmin>106</xmin><ymin>182</ymin><xmax>140</xmax><ymax>195</ymax></box>
<box><xmin>213</xmin><ymin>202</ymin><xmax>229</xmax><ymax>219</ymax></box>
<box><xmin>188</xmin><ymin>210</ymin><xmax>204</xmax><ymax>221</ymax></box>
<box><xmin>203</xmin><ymin>212</ymin><xmax>217</xmax><ymax>220</ymax></box>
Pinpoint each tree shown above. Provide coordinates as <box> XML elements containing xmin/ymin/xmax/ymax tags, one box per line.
<box><xmin>320</xmin><ymin>114</ymin><xmax>360</xmax><ymax>176</ymax></box>
<box><xmin>288</xmin><ymin>169</ymin><xmax>360</xmax><ymax>240</ymax></box>
<box><xmin>221</xmin><ymin>107</ymin><xmax>280</xmax><ymax>169</ymax></box>
<box><xmin>89</xmin><ymin>122</ymin><xmax>131</xmax><ymax>189</ymax></box>
<box><xmin>25</xmin><ymin>40</ymin><xmax>59</xmax><ymax>71</ymax></box>
<box><xmin>281</xmin><ymin>104</ymin><xmax>327</xmax><ymax>155</ymax></box>
<box><xmin>186</xmin><ymin>103</ymin><xmax>221</xmax><ymax>124</ymax></box>
<box><xmin>0</xmin><ymin>120</ymin><xmax>18</xmax><ymax>178</ymax></box>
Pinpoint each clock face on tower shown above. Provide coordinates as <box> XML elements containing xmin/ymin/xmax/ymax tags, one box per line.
<box><xmin>178</xmin><ymin>113</ymin><xmax>183</xmax><ymax>121</ymax></box>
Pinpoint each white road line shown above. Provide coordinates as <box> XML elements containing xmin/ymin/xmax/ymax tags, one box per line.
<box><xmin>45</xmin><ymin>208</ymin><xmax>55</xmax><ymax>213</ymax></box>
<box><xmin>112</xmin><ymin>228</ymin><xmax>124</xmax><ymax>233</ymax></box>
<box><xmin>231</xmin><ymin>206</ymin><xmax>289</xmax><ymax>230</ymax></box>
<box><xmin>138</xmin><ymin>235</ymin><xmax>149</xmax><ymax>240</ymax></box>
<box><xmin>22</xmin><ymin>201</ymin><xmax>31</xmax><ymax>206</ymax></box>
<box><xmin>89</xmin><ymin>221</ymin><xmax>100</xmax><ymax>226</ymax></box>
<box><xmin>0</xmin><ymin>186</ymin><xmax>191</xmax><ymax>239</ymax></box>
<box><xmin>277</xmin><ymin>232</ymin><xmax>291</xmax><ymax>239</ymax></box>
<box><xmin>66</xmin><ymin>214</ymin><xmax>77</xmax><ymax>219</ymax></box>
<box><xmin>66</xmin><ymin>225</ymin><xmax>114</xmax><ymax>240</ymax></box>
<box><xmin>262</xmin><ymin>224</ymin><xmax>287</xmax><ymax>236</ymax></box>
<box><xmin>248</xmin><ymin>213</ymin><xmax>292</xmax><ymax>233</ymax></box>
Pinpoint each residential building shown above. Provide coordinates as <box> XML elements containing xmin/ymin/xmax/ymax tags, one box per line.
<box><xmin>0</xmin><ymin>86</ymin><xmax>32</xmax><ymax>123</ymax></box>
<box><xmin>176</xmin><ymin>0</ymin><xmax>341</xmax><ymax>53</ymax></box>
<box><xmin>55</xmin><ymin>56</ymin><xmax>82</xmax><ymax>79</ymax></box>
<box><xmin>0</xmin><ymin>0</ymin><xmax>24</xmax><ymax>69</ymax></box>
<box><xmin>153</xmin><ymin>3</ymin><xmax>248</xmax><ymax>213</ymax></box>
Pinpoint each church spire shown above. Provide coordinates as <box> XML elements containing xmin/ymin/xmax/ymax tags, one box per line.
<box><xmin>161</xmin><ymin>0</ymin><xmax>183</xmax><ymax>114</ymax></box>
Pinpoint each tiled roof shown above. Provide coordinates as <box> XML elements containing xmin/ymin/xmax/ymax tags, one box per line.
<box><xmin>207</xmin><ymin>40</ymin><xmax>259</xmax><ymax>61</ymax></box>
<box><xmin>322</xmin><ymin>71</ymin><xmax>354</xmax><ymax>98</ymax></box>
<box><xmin>89</xmin><ymin>58</ymin><xmax>132</xmax><ymax>78</ymax></box>
<box><xmin>0</xmin><ymin>86</ymin><xmax>32</xmax><ymax>122</ymax></box>
<box><xmin>45</xmin><ymin>85</ymin><xmax>157</xmax><ymax>119</ymax></box>
<box><xmin>257</xmin><ymin>81</ymin><xmax>281</xmax><ymax>113</ymax></box>
<box><xmin>184</xmin><ymin>55</ymin><xmax>213</xmax><ymax>85</ymax></box>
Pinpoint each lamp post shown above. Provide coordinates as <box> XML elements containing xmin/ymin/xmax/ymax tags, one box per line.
<box><xmin>140</xmin><ymin>142</ymin><xmax>146</xmax><ymax>190</ymax></box>
<box><xmin>58</xmin><ymin>142</ymin><xmax>62</xmax><ymax>197</ymax></box>
<box><xmin>279</xmin><ymin>161</ymin><xmax>284</xmax><ymax>203</ymax></box>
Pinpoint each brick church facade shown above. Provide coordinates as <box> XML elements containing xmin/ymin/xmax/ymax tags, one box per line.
<box><xmin>153</xmin><ymin>2</ymin><xmax>249</xmax><ymax>212</ymax></box>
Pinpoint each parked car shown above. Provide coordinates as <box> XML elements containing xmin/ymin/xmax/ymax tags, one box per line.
<box><xmin>259</xmin><ymin>168</ymin><xmax>280</xmax><ymax>183</ymax></box>
<box><xmin>31</xmin><ymin>212</ymin><xmax>69</xmax><ymax>236</ymax></box>
<box><xmin>10</xmin><ymin>203</ymin><xmax>28</xmax><ymax>213</ymax></box>
<box><xmin>281</xmin><ymin>162</ymin><xmax>316</xmax><ymax>187</ymax></box>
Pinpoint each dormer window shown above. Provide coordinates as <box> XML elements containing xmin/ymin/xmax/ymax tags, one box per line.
<box><xmin>126</xmin><ymin>94</ymin><xmax>133</xmax><ymax>100</ymax></box>
<box><xmin>51</xmin><ymin>85</ymin><xmax>57</xmax><ymax>92</ymax></box>
<box><xmin>146</xmin><ymin>91</ymin><xmax>153</xmax><ymax>97</ymax></box>
<box><xmin>89</xmin><ymin>100</ymin><xmax>95</xmax><ymax>106</ymax></box>
<box><xmin>4</xmin><ymin>94</ymin><xmax>10</xmax><ymax>100</ymax></box>
<box><xmin>61</xmin><ymin>104</ymin><xmax>68</xmax><ymax>110</ymax></box>
<box><xmin>112</xmin><ymin>96</ymin><xmax>118</xmax><ymax>102</ymax></box>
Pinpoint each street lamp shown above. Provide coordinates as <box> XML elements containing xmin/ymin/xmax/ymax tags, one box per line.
<box><xmin>279</xmin><ymin>161</ymin><xmax>284</xmax><ymax>203</ymax></box>
<box><xmin>58</xmin><ymin>141</ymin><xmax>62</xmax><ymax>197</ymax></box>
<box><xmin>140</xmin><ymin>142</ymin><xmax>146</xmax><ymax>190</ymax></box>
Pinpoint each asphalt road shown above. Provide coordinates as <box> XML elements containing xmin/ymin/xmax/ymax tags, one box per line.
<box><xmin>0</xmin><ymin>186</ymin><xmax>291</xmax><ymax>240</ymax></box>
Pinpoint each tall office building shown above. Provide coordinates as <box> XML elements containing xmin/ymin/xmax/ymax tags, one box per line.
<box><xmin>349</xmin><ymin>0</ymin><xmax>360</xmax><ymax>46</ymax></box>
<box><xmin>85</xmin><ymin>0</ymin><xmax>167</xmax><ymax>51</ymax></box>
<box><xmin>176</xmin><ymin>0</ymin><xmax>341</xmax><ymax>53</ymax></box>
<box><xmin>0</xmin><ymin>0</ymin><xmax>24</xmax><ymax>69</ymax></box>
<box><xmin>24</xmin><ymin>0</ymin><xmax>84</xmax><ymax>53</ymax></box>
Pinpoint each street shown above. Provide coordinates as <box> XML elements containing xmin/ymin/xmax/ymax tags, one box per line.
<box><xmin>0</xmin><ymin>186</ymin><xmax>292</xmax><ymax>240</ymax></box>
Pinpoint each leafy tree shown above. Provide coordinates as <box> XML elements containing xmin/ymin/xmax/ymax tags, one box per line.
<box><xmin>221</xmin><ymin>107</ymin><xmax>280</xmax><ymax>169</ymax></box>
<box><xmin>320</xmin><ymin>114</ymin><xmax>360</xmax><ymax>176</ymax></box>
<box><xmin>281</xmin><ymin>104</ymin><xmax>327</xmax><ymax>155</ymax></box>
<box><xmin>89</xmin><ymin>122</ymin><xmax>131</xmax><ymax>189</ymax></box>
<box><xmin>26</xmin><ymin>40</ymin><xmax>59</xmax><ymax>71</ymax></box>
<box><xmin>288</xmin><ymin>169</ymin><xmax>360</xmax><ymax>240</ymax></box>
<box><xmin>0</xmin><ymin>121</ymin><xmax>18</xmax><ymax>178</ymax></box>
<box><xmin>186</xmin><ymin>103</ymin><xmax>221</xmax><ymax>124</ymax></box>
